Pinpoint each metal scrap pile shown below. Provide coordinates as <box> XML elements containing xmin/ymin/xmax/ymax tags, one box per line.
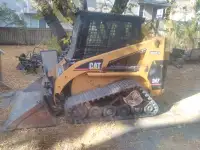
<box><xmin>16</xmin><ymin>47</ymin><xmax>70</xmax><ymax>74</ymax></box>
<box><xmin>16</xmin><ymin>50</ymin><xmax>42</xmax><ymax>74</ymax></box>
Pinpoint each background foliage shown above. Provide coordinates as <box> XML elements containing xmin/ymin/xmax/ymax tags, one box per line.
<box><xmin>0</xmin><ymin>3</ymin><xmax>25</xmax><ymax>27</ymax></box>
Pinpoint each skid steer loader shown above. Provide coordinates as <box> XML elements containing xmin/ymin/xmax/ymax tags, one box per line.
<box><xmin>0</xmin><ymin>11</ymin><xmax>167</xmax><ymax>131</ymax></box>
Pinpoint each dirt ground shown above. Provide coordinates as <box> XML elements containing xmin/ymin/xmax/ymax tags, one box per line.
<box><xmin>0</xmin><ymin>45</ymin><xmax>46</xmax><ymax>90</ymax></box>
<box><xmin>1</xmin><ymin>46</ymin><xmax>200</xmax><ymax>150</ymax></box>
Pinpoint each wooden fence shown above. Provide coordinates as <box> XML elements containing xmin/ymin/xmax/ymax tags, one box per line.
<box><xmin>0</xmin><ymin>27</ymin><xmax>53</xmax><ymax>45</ymax></box>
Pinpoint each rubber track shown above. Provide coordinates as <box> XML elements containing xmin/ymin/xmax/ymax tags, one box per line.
<box><xmin>65</xmin><ymin>79</ymin><xmax>138</xmax><ymax>109</ymax></box>
<box><xmin>64</xmin><ymin>79</ymin><xmax>159</xmax><ymax>124</ymax></box>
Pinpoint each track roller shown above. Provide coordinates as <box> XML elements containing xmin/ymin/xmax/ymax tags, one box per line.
<box><xmin>70</xmin><ymin>104</ymin><xmax>88</xmax><ymax>120</ymax></box>
<box><xmin>117</xmin><ymin>105</ymin><xmax>131</xmax><ymax>117</ymax></box>
<box><xmin>88</xmin><ymin>107</ymin><xmax>102</xmax><ymax>118</ymax></box>
<box><xmin>103</xmin><ymin>106</ymin><xmax>117</xmax><ymax>117</ymax></box>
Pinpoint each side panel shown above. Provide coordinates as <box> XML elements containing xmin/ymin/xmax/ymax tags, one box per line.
<box><xmin>54</xmin><ymin>37</ymin><xmax>166</xmax><ymax>101</ymax></box>
<box><xmin>148</xmin><ymin>61</ymin><xmax>164</xmax><ymax>90</ymax></box>
<box><xmin>148</xmin><ymin>60</ymin><xmax>166</xmax><ymax>96</ymax></box>
<box><xmin>71</xmin><ymin>74</ymin><xmax>122</xmax><ymax>95</ymax></box>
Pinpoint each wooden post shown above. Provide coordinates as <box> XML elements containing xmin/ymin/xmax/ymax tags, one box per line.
<box><xmin>0</xmin><ymin>49</ymin><xmax>5</xmax><ymax>81</ymax></box>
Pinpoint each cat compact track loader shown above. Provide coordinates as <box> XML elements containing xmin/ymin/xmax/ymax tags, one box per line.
<box><xmin>1</xmin><ymin>11</ymin><xmax>167</xmax><ymax>131</ymax></box>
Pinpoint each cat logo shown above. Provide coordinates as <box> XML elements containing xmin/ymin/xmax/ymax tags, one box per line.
<box><xmin>89</xmin><ymin>62</ymin><xmax>102</xmax><ymax>70</ymax></box>
<box><xmin>152</xmin><ymin>78</ymin><xmax>160</xmax><ymax>84</ymax></box>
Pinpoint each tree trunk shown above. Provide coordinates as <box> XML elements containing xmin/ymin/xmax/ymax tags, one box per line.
<box><xmin>80</xmin><ymin>0</ymin><xmax>88</xmax><ymax>11</ymax></box>
<box><xmin>111</xmin><ymin>0</ymin><xmax>129</xmax><ymax>14</ymax></box>
<box><xmin>34</xmin><ymin>0</ymin><xmax>68</xmax><ymax>51</ymax></box>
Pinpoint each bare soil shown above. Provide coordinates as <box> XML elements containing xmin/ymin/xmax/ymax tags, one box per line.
<box><xmin>0</xmin><ymin>45</ymin><xmax>46</xmax><ymax>90</ymax></box>
<box><xmin>1</xmin><ymin>46</ymin><xmax>200</xmax><ymax>150</ymax></box>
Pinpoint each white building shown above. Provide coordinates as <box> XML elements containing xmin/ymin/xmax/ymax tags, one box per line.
<box><xmin>0</xmin><ymin>0</ymin><xmax>48</xmax><ymax>28</ymax></box>
<box><xmin>0</xmin><ymin>0</ymin><xmax>195</xmax><ymax>28</ymax></box>
<box><xmin>87</xmin><ymin>0</ymin><xmax>198</xmax><ymax>21</ymax></box>
<box><xmin>86</xmin><ymin>0</ymin><xmax>170</xmax><ymax>20</ymax></box>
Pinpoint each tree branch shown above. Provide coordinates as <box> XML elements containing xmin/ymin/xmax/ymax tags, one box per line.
<box><xmin>0</xmin><ymin>3</ymin><xmax>25</xmax><ymax>27</ymax></box>
<box><xmin>80</xmin><ymin>0</ymin><xmax>88</xmax><ymax>11</ymax></box>
<box><xmin>111</xmin><ymin>0</ymin><xmax>129</xmax><ymax>14</ymax></box>
<box><xmin>52</xmin><ymin>0</ymin><xmax>69</xmax><ymax>17</ymax></box>
<box><xmin>34</xmin><ymin>0</ymin><xmax>68</xmax><ymax>50</ymax></box>
<box><xmin>5</xmin><ymin>21</ymin><xmax>16</xmax><ymax>27</ymax></box>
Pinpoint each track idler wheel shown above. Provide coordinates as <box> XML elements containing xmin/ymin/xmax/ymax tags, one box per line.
<box><xmin>144</xmin><ymin>101</ymin><xmax>159</xmax><ymax>116</ymax></box>
<box><xmin>117</xmin><ymin>105</ymin><xmax>131</xmax><ymax>117</ymax></box>
<box><xmin>103</xmin><ymin>106</ymin><xmax>117</xmax><ymax>117</ymax></box>
<box><xmin>88</xmin><ymin>107</ymin><xmax>102</xmax><ymax>118</ymax></box>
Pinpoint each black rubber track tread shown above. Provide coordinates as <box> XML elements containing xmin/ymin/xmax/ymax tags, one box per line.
<box><xmin>64</xmin><ymin>79</ymin><xmax>159</xmax><ymax>124</ymax></box>
<box><xmin>65</xmin><ymin>79</ymin><xmax>138</xmax><ymax>108</ymax></box>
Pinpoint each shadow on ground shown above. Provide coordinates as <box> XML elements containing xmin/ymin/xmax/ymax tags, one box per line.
<box><xmin>86</xmin><ymin>121</ymin><xmax>200</xmax><ymax>150</ymax></box>
<box><xmin>85</xmin><ymin>64</ymin><xmax>200</xmax><ymax>150</ymax></box>
<box><xmin>0</xmin><ymin>123</ymin><xmax>94</xmax><ymax>150</ymax></box>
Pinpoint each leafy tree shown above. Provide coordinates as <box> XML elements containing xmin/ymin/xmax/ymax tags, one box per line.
<box><xmin>195</xmin><ymin>0</ymin><xmax>200</xmax><ymax>16</ymax></box>
<box><xmin>98</xmin><ymin>0</ymin><xmax>134</xmax><ymax>14</ymax></box>
<box><xmin>33</xmin><ymin>0</ymin><xmax>69</xmax><ymax>50</ymax></box>
<box><xmin>166</xmin><ymin>0</ymin><xmax>200</xmax><ymax>49</ymax></box>
<box><xmin>32</xmin><ymin>0</ymin><xmax>131</xmax><ymax>51</ymax></box>
<box><xmin>32</xmin><ymin>0</ymin><xmax>88</xmax><ymax>51</ymax></box>
<box><xmin>164</xmin><ymin>0</ymin><xmax>176</xmax><ymax>20</ymax></box>
<box><xmin>176</xmin><ymin>0</ymin><xmax>200</xmax><ymax>49</ymax></box>
<box><xmin>0</xmin><ymin>3</ymin><xmax>25</xmax><ymax>27</ymax></box>
<box><xmin>111</xmin><ymin>0</ymin><xmax>129</xmax><ymax>14</ymax></box>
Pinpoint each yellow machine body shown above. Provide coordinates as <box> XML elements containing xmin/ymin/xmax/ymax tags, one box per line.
<box><xmin>1</xmin><ymin>11</ymin><xmax>168</xmax><ymax>131</ymax></box>
<box><xmin>51</xmin><ymin>37</ymin><xmax>165</xmax><ymax>103</ymax></box>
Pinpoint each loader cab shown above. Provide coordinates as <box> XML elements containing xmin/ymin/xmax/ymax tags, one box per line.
<box><xmin>67</xmin><ymin>11</ymin><xmax>145</xmax><ymax>60</ymax></box>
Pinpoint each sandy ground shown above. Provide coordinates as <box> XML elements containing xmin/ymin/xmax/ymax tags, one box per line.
<box><xmin>0</xmin><ymin>45</ymin><xmax>46</xmax><ymax>90</ymax></box>
<box><xmin>1</xmin><ymin>46</ymin><xmax>200</xmax><ymax>150</ymax></box>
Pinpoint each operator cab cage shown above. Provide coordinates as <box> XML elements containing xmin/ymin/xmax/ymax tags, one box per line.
<box><xmin>67</xmin><ymin>11</ymin><xmax>145</xmax><ymax>60</ymax></box>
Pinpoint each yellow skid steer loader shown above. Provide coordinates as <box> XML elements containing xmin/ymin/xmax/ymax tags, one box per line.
<box><xmin>0</xmin><ymin>11</ymin><xmax>167</xmax><ymax>131</ymax></box>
